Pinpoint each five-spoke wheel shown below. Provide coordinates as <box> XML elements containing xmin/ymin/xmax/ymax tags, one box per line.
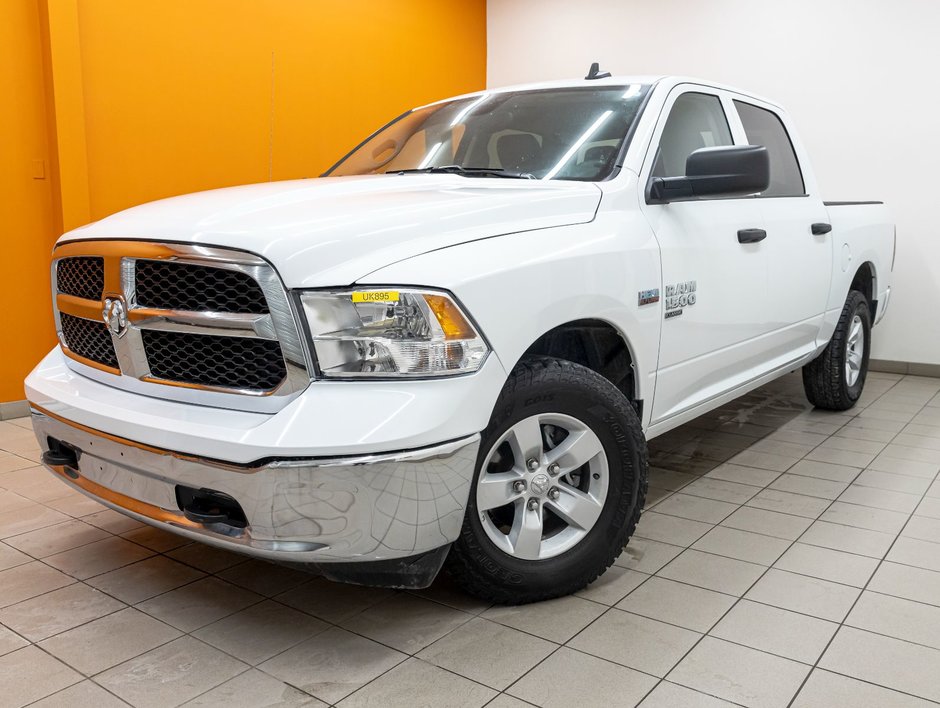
<box><xmin>476</xmin><ymin>413</ymin><xmax>609</xmax><ymax>560</ymax></box>
<box><xmin>447</xmin><ymin>357</ymin><xmax>648</xmax><ymax>604</ymax></box>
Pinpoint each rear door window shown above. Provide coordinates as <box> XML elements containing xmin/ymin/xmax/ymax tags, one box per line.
<box><xmin>733</xmin><ymin>100</ymin><xmax>805</xmax><ymax>197</ymax></box>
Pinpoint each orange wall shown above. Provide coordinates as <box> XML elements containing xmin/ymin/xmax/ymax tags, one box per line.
<box><xmin>0</xmin><ymin>0</ymin><xmax>56</xmax><ymax>404</ymax></box>
<box><xmin>0</xmin><ymin>0</ymin><xmax>486</xmax><ymax>404</ymax></box>
<box><xmin>78</xmin><ymin>0</ymin><xmax>487</xmax><ymax>219</ymax></box>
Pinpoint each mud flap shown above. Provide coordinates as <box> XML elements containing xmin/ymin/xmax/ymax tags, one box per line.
<box><xmin>285</xmin><ymin>544</ymin><xmax>452</xmax><ymax>590</ymax></box>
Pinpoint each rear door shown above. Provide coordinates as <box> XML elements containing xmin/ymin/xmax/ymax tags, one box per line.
<box><xmin>640</xmin><ymin>86</ymin><xmax>770</xmax><ymax>424</ymax></box>
<box><xmin>727</xmin><ymin>97</ymin><xmax>832</xmax><ymax>359</ymax></box>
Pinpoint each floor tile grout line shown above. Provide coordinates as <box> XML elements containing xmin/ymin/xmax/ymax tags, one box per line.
<box><xmin>642</xmin><ymin>414</ymin><xmax>921</xmax><ymax>565</ymax></box>
<box><xmin>157</xmin><ymin>663</ymin><xmax>257</xmax><ymax>708</ymax></box>
<box><xmin>7</xmin><ymin>536</ymin><xmax>159</xmax><ymax>580</ymax></box>
<box><xmin>479</xmin><ymin>643</ymin><xmax>569</xmax><ymax>705</ymax></box>
<box><xmin>650</xmin><ymin>465</ymin><xmax>930</xmax><ymax>532</ymax></box>
<box><xmin>2</xmin><ymin>540</ymin><xmax>299</xmax><ymax>678</ymax></box>
<box><xmin>581</xmin><ymin>401</ymin><xmax>852</xmax><ymax>704</ymax></box>
<box><xmin>646</xmin><ymin>679</ymin><xmax>755</xmax><ymax>708</ymax></box>
<box><xmin>627</xmin><ymin>549</ymin><xmax>934</xmax><ymax>602</ymax></box>
<box><xmin>0</xmin><ymin>511</ymin><xmax>179</xmax><ymax>563</ymax></box>
<box><xmin>6</xmin><ymin>597</ymin><xmax>129</xmax><ymax>647</ymax></box>
<box><xmin>218</xmin><ymin>585</ymin><xmax>497</xmax><ymax>699</ymax></box>
<box><xmin>485</xmin><ymin>692</ymin><xmax>539</xmax><ymax>707</ymax></box>
<box><xmin>799</xmin><ymin>666</ymin><xmax>940</xmax><ymax>707</ymax></box>
<box><xmin>638</xmin><ymin>375</ymin><xmax>908</xmax><ymax>707</ymax></box>
<box><xmin>785</xmin><ymin>377</ymin><xmax>940</xmax><ymax>708</ymax></box>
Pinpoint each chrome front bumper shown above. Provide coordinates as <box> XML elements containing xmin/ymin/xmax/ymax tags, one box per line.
<box><xmin>31</xmin><ymin>407</ymin><xmax>479</xmax><ymax>566</ymax></box>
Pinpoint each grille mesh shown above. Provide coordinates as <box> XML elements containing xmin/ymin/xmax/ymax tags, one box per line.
<box><xmin>57</xmin><ymin>257</ymin><xmax>104</xmax><ymax>300</ymax></box>
<box><xmin>141</xmin><ymin>330</ymin><xmax>286</xmax><ymax>390</ymax></box>
<box><xmin>135</xmin><ymin>261</ymin><xmax>269</xmax><ymax>314</ymax></box>
<box><xmin>60</xmin><ymin>313</ymin><xmax>118</xmax><ymax>368</ymax></box>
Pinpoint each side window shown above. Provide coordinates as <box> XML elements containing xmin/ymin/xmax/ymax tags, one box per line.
<box><xmin>652</xmin><ymin>92</ymin><xmax>732</xmax><ymax>178</ymax></box>
<box><xmin>734</xmin><ymin>100</ymin><xmax>805</xmax><ymax>197</ymax></box>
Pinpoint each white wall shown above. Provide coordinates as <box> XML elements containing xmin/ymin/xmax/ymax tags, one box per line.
<box><xmin>488</xmin><ymin>0</ymin><xmax>940</xmax><ymax>365</ymax></box>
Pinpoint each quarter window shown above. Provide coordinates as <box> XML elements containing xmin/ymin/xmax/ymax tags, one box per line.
<box><xmin>734</xmin><ymin>100</ymin><xmax>804</xmax><ymax>197</ymax></box>
<box><xmin>652</xmin><ymin>92</ymin><xmax>733</xmax><ymax>178</ymax></box>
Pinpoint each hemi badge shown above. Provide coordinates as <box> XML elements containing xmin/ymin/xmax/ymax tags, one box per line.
<box><xmin>638</xmin><ymin>289</ymin><xmax>660</xmax><ymax>307</ymax></box>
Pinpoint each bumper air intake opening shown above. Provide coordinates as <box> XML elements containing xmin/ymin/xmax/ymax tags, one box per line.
<box><xmin>175</xmin><ymin>485</ymin><xmax>249</xmax><ymax>529</ymax></box>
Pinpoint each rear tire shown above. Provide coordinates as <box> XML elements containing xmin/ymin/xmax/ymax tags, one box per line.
<box><xmin>802</xmin><ymin>289</ymin><xmax>871</xmax><ymax>411</ymax></box>
<box><xmin>446</xmin><ymin>357</ymin><xmax>648</xmax><ymax>604</ymax></box>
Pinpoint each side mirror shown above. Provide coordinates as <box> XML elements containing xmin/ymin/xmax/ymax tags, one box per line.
<box><xmin>648</xmin><ymin>145</ymin><xmax>770</xmax><ymax>203</ymax></box>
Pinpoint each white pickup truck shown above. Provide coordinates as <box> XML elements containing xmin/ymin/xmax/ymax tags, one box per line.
<box><xmin>27</xmin><ymin>72</ymin><xmax>894</xmax><ymax>603</ymax></box>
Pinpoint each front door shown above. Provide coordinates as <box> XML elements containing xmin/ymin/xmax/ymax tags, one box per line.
<box><xmin>641</xmin><ymin>88</ymin><xmax>771</xmax><ymax>425</ymax></box>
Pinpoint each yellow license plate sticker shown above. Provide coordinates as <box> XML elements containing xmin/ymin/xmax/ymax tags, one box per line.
<box><xmin>351</xmin><ymin>290</ymin><xmax>400</xmax><ymax>304</ymax></box>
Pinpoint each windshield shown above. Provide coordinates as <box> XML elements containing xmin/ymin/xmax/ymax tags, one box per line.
<box><xmin>326</xmin><ymin>84</ymin><xmax>650</xmax><ymax>182</ymax></box>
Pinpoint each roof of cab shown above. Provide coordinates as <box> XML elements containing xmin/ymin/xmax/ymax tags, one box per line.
<box><xmin>420</xmin><ymin>75</ymin><xmax>783</xmax><ymax>112</ymax></box>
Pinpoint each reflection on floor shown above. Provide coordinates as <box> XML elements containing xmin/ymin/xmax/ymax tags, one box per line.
<box><xmin>1</xmin><ymin>371</ymin><xmax>939</xmax><ymax>707</ymax></box>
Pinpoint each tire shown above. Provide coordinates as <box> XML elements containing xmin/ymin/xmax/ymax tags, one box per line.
<box><xmin>446</xmin><ymin>356</ymin><xmax>648</xmax><ymax>604</ymax></box>
<box><xmin>802</xmin><ymin>289</ymin><xmax>871</xmax><ymax>411</ymax></box>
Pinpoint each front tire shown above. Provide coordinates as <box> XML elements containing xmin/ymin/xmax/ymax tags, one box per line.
<box><xmin>802</xmin><ymin>289</ymin><xmax>871</xmax><ymax>411</ymax></box>
<box><xmin>447</xmin><ymin>357</ymin><xmax>648</xmax><ymax>604</ymax></box>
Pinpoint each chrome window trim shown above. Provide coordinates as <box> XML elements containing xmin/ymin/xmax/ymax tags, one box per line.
<box><xmin>51</xmin><ymin>241</ymin><xmax>312</xmax><ymax>413</ymax></box>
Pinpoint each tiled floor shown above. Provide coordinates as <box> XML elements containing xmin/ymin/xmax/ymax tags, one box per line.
<box><xmin>1</xmin><ymin>371</ymin><xmax>940</xmax><ymax>707</ymax></box>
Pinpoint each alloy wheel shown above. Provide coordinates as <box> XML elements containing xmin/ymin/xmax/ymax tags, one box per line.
<box><xmin>845</xmin><ymin>314</ymin><xmax>864</xmax><ymax>387</ymax></box>
<box><xmin>475</xmin><ymin>412</ymin><xmax>609</xmax><ymax>560</ymax></box>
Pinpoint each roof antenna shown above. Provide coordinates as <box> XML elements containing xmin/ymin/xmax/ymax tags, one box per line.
<box><xmin>585</xmin><ymin>62</ymin><xmax>611</xmax><ymax>80</ymax></box>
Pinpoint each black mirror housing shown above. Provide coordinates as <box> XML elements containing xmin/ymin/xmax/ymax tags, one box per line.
<box><xmin>648</xmin><ymin>145</ymin><xmax>770</xmax><ymax>204</ymax></box>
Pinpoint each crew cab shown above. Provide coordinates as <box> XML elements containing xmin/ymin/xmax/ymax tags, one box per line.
<box><xmin>26</xmin><ymin>72</ymin><xmax>894</xmax><ymax>603</ymax></box>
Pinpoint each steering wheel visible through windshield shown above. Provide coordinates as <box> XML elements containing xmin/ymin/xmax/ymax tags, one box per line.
<box><xmin>325</xmin><ymin>84</ymin><xmax>650</xmax><ymax>182</ymax></box>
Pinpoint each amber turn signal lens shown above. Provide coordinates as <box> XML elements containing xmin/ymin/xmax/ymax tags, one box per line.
<box><xmin>424</xmin><ymin>294</ymin><xmax>476</xmax><ymax>339</ymax></box>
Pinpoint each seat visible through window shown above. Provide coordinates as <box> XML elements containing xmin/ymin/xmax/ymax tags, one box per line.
<box><xmin>496</xmin><ymin>133</ymin><xmax>542</xmax><ymax>173</ymax></box>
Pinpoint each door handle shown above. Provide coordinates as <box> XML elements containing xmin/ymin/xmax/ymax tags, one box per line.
<box><xmin>811</xmin><ymin>222</ymin><xmax>832</xmax><ymax>235</ymax></box>
<box><xmin>738</xmin><ymin>228</ymin><xmax>767</xmax><ymax>244</ymax></box>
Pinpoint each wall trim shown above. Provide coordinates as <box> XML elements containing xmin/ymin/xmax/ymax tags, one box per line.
<box><xmin>0</xmin><ymin>400</ymin><xmax>30</xmax><ymax>421</ymax></box>
<box><xmin>870</xmin><ymin>359</ymin><xmax>940</xmax><ymax>379</ymax></box>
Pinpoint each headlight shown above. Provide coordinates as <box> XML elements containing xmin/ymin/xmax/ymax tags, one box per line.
<box><xmin>299</xmin><ymin>289</ymin><xmax>489</xmax><ymax>378</ymax></box>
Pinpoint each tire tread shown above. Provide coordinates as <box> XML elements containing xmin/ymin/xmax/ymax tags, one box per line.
<box><xmin>446</xmin><ymin>356</ymin><xmax>648</xmax><ymax>604</ymax></box>
<box><xmin>802</xmin><ymin>290</ymin><xmax>870</xmax><ymax>411</ymax></box>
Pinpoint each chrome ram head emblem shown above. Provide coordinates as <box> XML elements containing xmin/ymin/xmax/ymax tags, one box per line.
<box><xmin>102</xmin><ymin>297</ymin><xmax>128</xmax><ymax>338</ymax></box>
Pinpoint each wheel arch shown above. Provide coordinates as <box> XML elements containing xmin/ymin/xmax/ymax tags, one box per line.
<box><xmin>516</xmin><ymin>318</ymin><xmax>642</xmax><ymax>416</ymax></box>
<box><xmin>850</xmin><ymin>261</ymin><xmax>877</xmax><ymax>321</ymax></box>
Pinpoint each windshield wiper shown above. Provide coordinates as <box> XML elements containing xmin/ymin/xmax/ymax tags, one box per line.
<box><xmin>386</xmin><ymin>165</ymin><xmax>536</xmax><ymax>180</ymax></box>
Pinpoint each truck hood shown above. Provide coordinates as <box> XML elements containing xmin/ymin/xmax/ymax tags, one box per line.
<box><xmin>62</xmin><ymin>175</ymin><xmax>602</xmax><ymax>287</ymax></box>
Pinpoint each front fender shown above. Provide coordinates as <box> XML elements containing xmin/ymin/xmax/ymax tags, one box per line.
<box><xmin>357</xmin><ymin>215</ymin><xmax>662</xmax><ymax>416</ymax></box>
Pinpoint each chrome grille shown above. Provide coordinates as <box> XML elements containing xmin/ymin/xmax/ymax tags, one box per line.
<box><xmin>51</xmin><ymin>241</ymin><xmax>310</xmax><ymax>413</ymax></box>
<box><xmin>60</xmin><ymin>313</ymin><xmax>119</xmax><ymax>369</ymax></box>
<box><xmin>135</xmin><ymin>260</ymin><xmax>269</xmax><ymax>314</ymax></box>
<box><xmin>56</xmin><ymin>257</ymin><xmax>104</xmax><ymax>300</ymax></box>
<box><xmin>142</xmin><ymin>330</ymin><xmax>287</xmax><ymax>390</ymax></box>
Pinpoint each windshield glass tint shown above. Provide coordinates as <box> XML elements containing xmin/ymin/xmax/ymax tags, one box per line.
<box><xmin>327</xmin><ymin>85</ymin><xmax>650</xmax><ymax>182</ymax></box>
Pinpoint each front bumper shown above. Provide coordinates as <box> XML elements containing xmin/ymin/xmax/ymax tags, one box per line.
<box><xmin>26</xmin><ymin>347</ymin><xmax>505</xmax><ymax>462</ymax></box>
<box><xmin>32</xmin><ymin>406</ymin><xmax>479</xmax><ymax>573</ymax></box>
